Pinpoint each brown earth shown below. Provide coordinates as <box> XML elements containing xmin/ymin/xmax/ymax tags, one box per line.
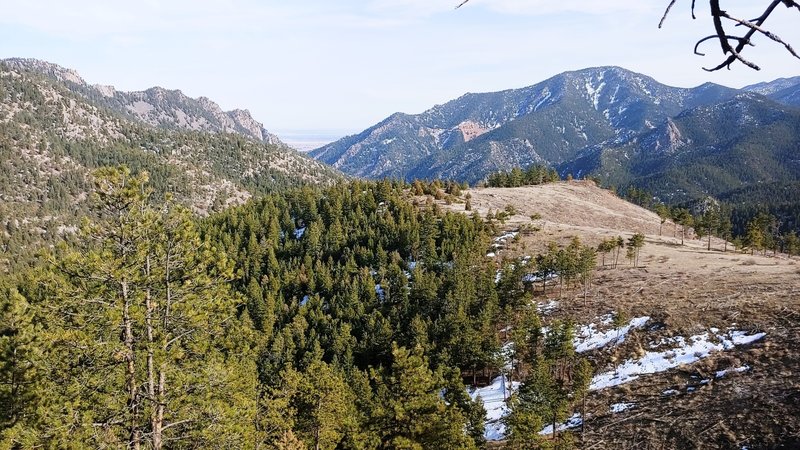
<box><xmin>442</xmin><ymin>181</ymin><xmax>800</xmax><ymax>449</ymax></box>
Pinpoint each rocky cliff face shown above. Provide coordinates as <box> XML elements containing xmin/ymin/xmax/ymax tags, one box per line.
<box><xmin>2</xmin><ymin>58</ymin><xmax>287</xmax><ymax>146</ymax></box>
<box><xmin>0</xmin><ymin>58</ymin><xmax>342</xmax><ymax>241</ymax></box>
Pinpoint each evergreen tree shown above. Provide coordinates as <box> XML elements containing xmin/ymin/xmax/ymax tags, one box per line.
<box><xmin>784</xmin><ymin>231</ymin><xmax>800</xmax><ymax>258</ymax></box>
<box><xmin>577</xmin><ymin>246</ymin><xmax>597</xmax><ymax>305</ymax></box>
<box><xmin>36</xmin><ymin>167</ymin><xmax>259</xmax><ymax>448</ymax></box>
<box><xmin>284</xmin><ymin>360</ymin><xmax>359</xmax><ymax>450</ymax></box>
<box><xmin>627</xmin><ymin>233</ymin><xmax>645</xmax><ymax>268</ymax></box>
<box><xmin>506</xmin><ymin>321</ymin><xmax>588</xmax><ymax>446</ymax></box>
<box><xmin>673</xmin><ymin>208</ymin><xmax>693</xmax><ymax>246</ymax></box>
<box><xmin>370</xmin><ymin>344</ymin><xmax>476</xmax><ymax>450</ymax></box>
<box><xmin>0</xmin><ymin>282</ymin><xmax>43</xmax><ymax>446</ymax></box>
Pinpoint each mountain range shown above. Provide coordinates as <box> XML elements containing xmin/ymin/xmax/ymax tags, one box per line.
<box><xmin>0</xmin><ymin>58</ymin><xmax>341</xmax><ymax>267</ymax></box>
<box><xmin>310</xmin><ymin>66</ymin><xmax>800</xmax><ymax>203</ymax></box>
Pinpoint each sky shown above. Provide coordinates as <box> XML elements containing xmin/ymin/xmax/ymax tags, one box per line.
<box><xmin>2</xmin><ymin>0</ymin><xmax>799</xmax><ymax>144</ymax></box>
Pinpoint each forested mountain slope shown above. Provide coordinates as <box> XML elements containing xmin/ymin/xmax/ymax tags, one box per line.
<box><xmin>560</xmin><ymin>93</ymin><xmax>800</xmax><ymax>203</ymax></box>
<box><xmin>310</xmin><ymin>67</ymin><xmax>800</xmax><ymax>221</ymax></box>
<box><xmin>2</xmin><ymin>58</ymin><xmax>288</xmax><ymax>144</ymax></box>
<box><xmin>0</xmin><ymin>59</ymin><xmax>342</xmax><ymax>270</ymax></box>
<box><xmin>311</xmin><ymin>66</ymin><xmax>740</xmax><ymax>183</ymax></box>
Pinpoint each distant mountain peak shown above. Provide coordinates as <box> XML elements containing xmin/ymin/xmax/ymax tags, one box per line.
<box><xmin>1</xmin><ymin>57</ymin><xmax>286</xmax><ymax>146</ymax></box>
<box><xmin>311</xmin><ymin>66</ymin><xmax>743</xmax><ymax>183</ymax></box>
<box><xmin>3</xmin><ymin>57</ymin><xmax>85</xmax><ymax>85</ymax></box>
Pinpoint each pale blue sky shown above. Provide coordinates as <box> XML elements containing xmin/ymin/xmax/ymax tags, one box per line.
<box><xmin>2</xmin><ymin>0</ymin><xmax>799</xmax><ymax>140</ymax></box>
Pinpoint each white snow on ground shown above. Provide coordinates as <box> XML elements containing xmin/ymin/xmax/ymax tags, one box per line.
<box><xmin>574</xmin><ymin>316</ymin><xmax>650</xmax><ymax>353</ymax></box>
<box><xmin>539</xmin><ymin>413</ymin><xmax>583</xmax><ymax>436</ymax></box>
<box><xmin>610</xmin><ymin>402</ymin><xmax>635</xmax><ymax>413</ymax></box>
<box><xmin>470</xmin><ymin>375</ymin><xmax>520</xmax><ymax>441</ymax></box>
<box><xmin>495</xmin><ymin>231</ymin><xmax>518</xmax><ymax>243</ymax></box>
<box><xmin>501</xmin><ymin>341</ymin><xmax>515</xmax><ymax>371</ymax></box>
<box><xmin>486</xmin><ymin>252</ymin><xmax>496</xmax><ymax>258</ymax></box>
<box><xmin>590</xmin><ymin>329</ymin><xmax>765</xmax><ymax>390</ymax></box>
<box><xmin>293</xmin><ymin>227</ymin><xmax>306</xmax><ymax>239</ymax></box>
<box><xmin>374</xmin><ymin>284</ymin><xmax>385</xmax><ymax>301</ymax></box>
<box><xmin>537</xmin><ymin>300</ymin><xmax>559</xmax><ymax>315</ymax></box>
<box><xmin>473</xmin><ymin>323</ymin><xmax>763</xmax><ymax>441</ymax></box>
<box><xmin>715</xmin><ymin>365</ymin><xmax>750</xmax><ymax>378</ymax></box>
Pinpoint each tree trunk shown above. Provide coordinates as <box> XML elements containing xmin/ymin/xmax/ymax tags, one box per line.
<box><xmin>583</xmin><ymin>277</ymin><xmax>588</xmax><ymax>306</ymax></box>
<box><xmin>472</xmin><ymin>364</ymin><xmax>477</xmax><ymax>387</ymax></box>
<box><xmin>145</xmin><ymin>255</ymin><xmax>162</xmax><ymax>450</ymax></box>
<box><xmin>122</xmin><ymin>280</ymin><xmax>141</xmax><ymax>450</ymax></box>
<box><xmin>155</xmin><ymin>245</ymin><xmax>173</xmax><ymax>450</ymax></box>
<box><xmin>581</xmin><ymin>393</ymin><xmax>587</xmax><ymax>441</ymax></box>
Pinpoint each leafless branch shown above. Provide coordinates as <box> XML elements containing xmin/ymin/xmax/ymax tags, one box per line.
<box><xmin>660</xmin><ymin>0</ymin><xmax>678</xmax><ymax>28</ymax></box>
<box><xmin>459</xmin><ymin>1</ymin><xmax>799</xmax><ymax>72</ymax></box>
<box><xmin>662</xmin><ymin>0</ymin><xmax>800</xmax><ymax>71</ymax></box>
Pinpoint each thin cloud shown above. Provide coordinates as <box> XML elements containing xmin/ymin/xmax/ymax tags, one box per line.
<box><xmin>456</xmin><ymin>0</ymin><xmax>659</xmax><ymax>16</ymax></box>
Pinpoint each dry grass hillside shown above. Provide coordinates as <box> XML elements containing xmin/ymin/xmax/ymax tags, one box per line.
<box><xmin>443</xmin><ymin>181</ymin><xmax>800</xmax><ymax>449</ymax></box>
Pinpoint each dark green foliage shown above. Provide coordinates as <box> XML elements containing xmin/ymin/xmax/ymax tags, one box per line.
<box><xmin>505</xmin><ymin>320</ymin><xmax>590</xmax><ymax>448</ymax></box>
<box><xmin>626</xmin><ymin>233</ymin><xmax>645</xmax><ymax>267</ymax></box>
<box><xmin>486</xmin><ymin>165</ymin><xmax>560</xmax><ymax>188</ymax></box>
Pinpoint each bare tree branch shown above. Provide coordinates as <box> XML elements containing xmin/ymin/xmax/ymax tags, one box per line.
<box><xmin>661</xmin><ymin>0</ymin><xmax>800</xmax><ymax>71</ymax></box>
<box><xmin>459</xmin><ymin>1</ymin><xmax>800</xmax><ymax>72</ymax></box>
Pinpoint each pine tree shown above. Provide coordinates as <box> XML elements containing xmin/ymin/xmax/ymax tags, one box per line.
<box><xmin>506</xmin><ymin>321</ymin><xmax>588</xmax><ymax>446</ymax></box>
<box><xmin>370</xmin><ymin>344</ymin><xmax>476</xmax><ymax>450</ymax></box>
<box><xmin>784</xmin><ymin>231</ymin><xmax>800</xmax><ymax>258</ymax></box>
<box><xmin>38</xmin><ymin>167</ymin><xmax>259</xmax><ymax>448</ymax></box>
<box><xmin>577</xmin><ymin>246</ymin><xmax>597</xmax><ymax>305</ymax></box>
<box><xmin>0</xmin><ymin>283</ymin><xmax>43</xmax><ymax>446</ymax></box>
<box><xmin>627</xmin><ymin>233</ymin><xmax>645</xmax><ymax>268</ymax></box>
<box><xmin>655</xmin><ymin>204</ymin><xmax>670</xmax><ymax>236</ymax></box>
<box><xmin>674</xmin><ymin>208</ymin><xmax>693</xmax><ymax>246</ymax></box>
<box><xmin>285</xmin><ymin>360</ymin><xmax>358</xmax><ymax>450</ymax></box>
<box><xmin>614</xmin><ymin>236</ymin><xmax>625</xmax><ymax>269</ymax></box>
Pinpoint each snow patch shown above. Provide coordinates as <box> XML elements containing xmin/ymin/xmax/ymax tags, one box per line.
<box><xmin>470</xmin><ymin>375</ymin><xmax>520</xmax><ymax>441</ymax></box>
<box><xmin>590</xmin><ymin>329</ymin><xmax>765</xmax><ymax>390</ymax></box>
<box><xmin>374</xmin><ymin>284</ymin><xmax>385</xmax><ymax>301</ymax></box>
<box><xmin>574</xmin><ymin>316</ymin><xmax>650</xmax><ymax>353</ymax></box>
<box><xmin>610</xmin><ymin>402</ymin><xmax>635</xmax><ymax>413</ymax></box>
<box><xmin>539</xmin><ymin>413</ymin><xmax>583</xmax><ymax>436</ymax></box>
<box><xmin>537</xmin><ymin>300</ymin><xmax>559</xmax><ymax>315</ymax></box>
<box><xmin>715</xmin><ymin>365</ymin><xmax>750</xmax><ymax>378</ymax></box>
<box><xmin>586</xmin><ymin>79</ymin><xmax>606</xmax><ymax>109</ymax></box>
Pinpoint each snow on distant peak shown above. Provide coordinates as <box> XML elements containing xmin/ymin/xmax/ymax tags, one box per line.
<box><xmin>585</xmin><ymin>76</ymin><xmax>607</xmax><ymax>110</ymax></box>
